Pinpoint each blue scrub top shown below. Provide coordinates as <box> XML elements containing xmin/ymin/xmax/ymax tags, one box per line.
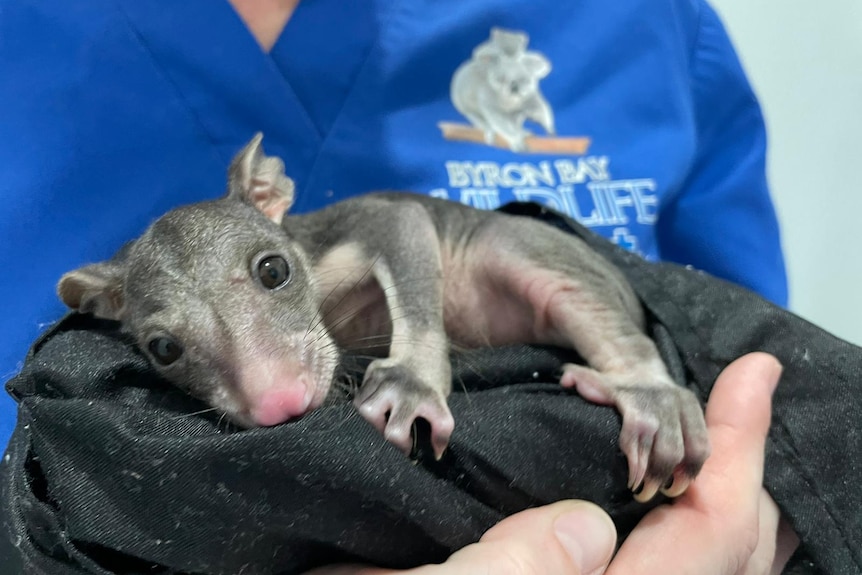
<box><xmin>0</xmin><ymin>0</ymin><xmax>787</xmax><ymax>447</ymax></box>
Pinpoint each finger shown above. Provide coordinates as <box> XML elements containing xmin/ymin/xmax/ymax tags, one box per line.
<box><xmin>772</xmin><ymin>515</ymin><xmax>801</xmax><ymax>574</ymax></box>
<box><xmin>742</xmin><ymin>489</ymin><xmax>780</xmax><ymax>575</ymax></box>
<box><xmin>305</xmin><ymin>501</ymin><xmax>617</xmax><ymax>575</ymax></box>
<box><xmin>446</xmin><ymin>501</ymin><xmax>617</xmax><ymax>575</ymax></box>
<box><xmin>692</xmin><ymin>352</ymin><xmax>781</xmax><ymax>510</ymax></box>
<box><xmin>304</xmin><ymin>566</ymin><xmax>400</xmax><ymax>575</ymax></box>
<box><xmin>606</xmin><ymin>353</ymin><xmax>781</xmax><ymax>575</ymax></box>
<box><xmin>742</xmin><ymin>488</ymin><xmax>801</xmax><ymax>575</ymax></box>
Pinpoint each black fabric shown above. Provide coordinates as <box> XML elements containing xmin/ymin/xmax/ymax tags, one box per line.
<box><xmin>2</xmin><ymin>203</ymin><xmax>860</xmax><ymax>574</ymax></box>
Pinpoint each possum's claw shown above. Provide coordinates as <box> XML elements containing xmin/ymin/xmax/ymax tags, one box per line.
<box><xmin>356</xmin><ymin>358</ymin><xmax>454</xmax><ymax>459</ymax></box>
<box><xmin>661</xmin><ymin>474</ymin><xmax>692</xmax><ymax>498</ymax></box>
<box><xmin>560</xmin><ymin>363</ymin><xmax>710</xmax><ymax>502</ymax></box>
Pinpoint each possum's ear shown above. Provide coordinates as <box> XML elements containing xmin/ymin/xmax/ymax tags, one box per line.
<box><xmin>58</xmin><ymin>262</ymin><xmax>125</xmax><ymax>320</ymax></box>
<box><xmin>227</xmin><ymin>132</ymin><xmax>296</xmax><ymax>225</ymax></box>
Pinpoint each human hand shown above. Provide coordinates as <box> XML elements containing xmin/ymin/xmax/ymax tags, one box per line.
<box><xmin>304</xmin><ymin>500</ymin><xmax>617</xmax><ymax>575</ymax></box>
<box><xmin>605</xmin><ymin>351</ymin><xmax>796</xmax><ymax>575</ymax></box>
<box><xmin>307</xmin><ymin>352</ymin><xmax>795</xmax><ymax>575</ymax></box>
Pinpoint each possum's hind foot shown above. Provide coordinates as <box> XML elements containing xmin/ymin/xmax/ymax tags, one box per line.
<box><xmin>560</xmin><ymin>363</ymin><xmax>710</xmax><ymax>502</ymax></box>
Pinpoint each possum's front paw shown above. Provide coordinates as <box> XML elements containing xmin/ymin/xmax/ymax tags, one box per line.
<box><xmin>355</xmin><ymin>359</ymin><xmax>455</xmax><ymax>460</ymax></box>
<box><xmin>560</xmin><ymin>363</ymin><xmax>710</xmax><ymax>502</ymax></box>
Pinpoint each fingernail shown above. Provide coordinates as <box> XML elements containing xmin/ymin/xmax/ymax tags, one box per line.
<box><xmin>553</xmin><ymin>503</ymin><xmax>616</xmax><ymax>574</ymax></box>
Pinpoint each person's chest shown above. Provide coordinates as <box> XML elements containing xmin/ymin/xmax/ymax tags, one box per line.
<box><xmin>268</xmin><ymin>0</ymin><xmax>699</xmax><ymax>261</ymax></box>
<box><xmin>20</xmin><ymin>0</ymin><xmax>702</xmax><ymax>261</ymax></box>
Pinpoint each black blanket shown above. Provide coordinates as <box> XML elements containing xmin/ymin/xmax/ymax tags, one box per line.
<box><xmin>2</xmin><ymin>204</ymin><xmax>859</xmax><ymax>574</ymax></box>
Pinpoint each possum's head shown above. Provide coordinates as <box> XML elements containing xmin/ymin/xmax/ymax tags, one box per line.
<box><xmin>58</xmin><ymin>134</ymin><xmax>339</xmax><ymax>427</ymax></box>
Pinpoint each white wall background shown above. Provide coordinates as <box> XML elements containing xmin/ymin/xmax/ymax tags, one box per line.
<box><xmin>709</xmin><ymin>0</ymin><xmax>862</xmax><ymax>346</ymax></box>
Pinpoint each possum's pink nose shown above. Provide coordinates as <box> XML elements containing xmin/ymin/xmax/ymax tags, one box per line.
<box><xmin>250</xmin><ymin>382</ymin><xmax>311</xmax><ymax>427</ymax></box>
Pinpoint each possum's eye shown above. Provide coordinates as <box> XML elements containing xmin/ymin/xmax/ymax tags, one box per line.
<box><xmin>148</xmin><ymin>336</ymin><xmax>183</xmax><ymax>366</ymax></box>
<box><xmin>256</xmin><ymin>254</ymin><xmax>291</xmax><ymax>290</ymax></box>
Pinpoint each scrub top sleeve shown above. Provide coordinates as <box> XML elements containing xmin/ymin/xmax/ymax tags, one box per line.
<box><xmin>656</xmin><ymin>1</ymin><xmax>788</xmax><ymax>306</ymax></box>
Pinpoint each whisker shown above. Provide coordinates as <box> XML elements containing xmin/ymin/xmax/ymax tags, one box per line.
<box><xmin>217</xmin><ymin>411</ymin><xmax>228</xmax><ymax>432</ymax></box>
<box><xmin>315</xmin><ymin>302</ymin><xmax>381</xmax><ymax>339</ymax></box>
<box><xmin>313</xmin><ymin>267</ymin><xmax>369</xmax><ymax>324</ymax></box>
<box><xmin>312</xmin><ymin>303</ymin><xmax>425</xmax><ymax>350</ymax></box>
<box><xmin>338</xmin><ymin>353</ymin><xmax>383</xmax><ymax>364</ymax></box>
<box><xmin>337</xmin><ymin>336</ymin><xmax>393</xmax><ymax>350</ymax></box>
<box><xmin>170</xmin><ymin>406</ymin><xmax>220</xmax><ymax>420</ymax></box>
<box><xmin>309</xmin><ymin>266</ymin><xmax>444</xmax><ymax>341</ymax></box>
<box><xmin>376</xmin><ymin>274</ymin><xmax>446</xmax><ymax>294</ymax></box>
<box><xmin>312</xmin><ymin>255</ymin><xmax>381</xmax><ymax>329</ymax></box>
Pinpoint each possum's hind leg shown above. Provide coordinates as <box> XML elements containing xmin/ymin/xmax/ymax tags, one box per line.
<box><xmin>484</xmin><ymin>219</ymin><xmax>710</xmax><ymax>502</ymax></box>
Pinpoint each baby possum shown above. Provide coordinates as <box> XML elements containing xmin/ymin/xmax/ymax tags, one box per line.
<box><xmin>58</xmin><ymin>134</ymin><xmax>709</xmax><ymax>502</ymax></box>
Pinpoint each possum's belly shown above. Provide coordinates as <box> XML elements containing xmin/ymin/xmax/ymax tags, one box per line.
<box><xmin>314</xmin><ymin>238</ymin><xmax>576</xmax><ymax>353</ymax></box>
<box><xmin>323</xmin><ymin>273</ymin><xmax>542</xmax><ymax>352</ymax></box>
<box><xmin>441</xmin><ymin>272</ymin><xmax>538</xmax><ymax>348</ymax></box>
<box><xmin>441</xmin><ymin>247</ymin><xmax>568</xmax><ymax>349</ymax></box>
<box><xmin>318</xmin><ymin>262</ymin><xmax>545</xmax><ymax>354</ymax></box>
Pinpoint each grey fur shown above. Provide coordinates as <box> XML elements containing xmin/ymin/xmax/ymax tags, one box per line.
<box><xmin>58</xmin><ymin>134</ymin><xmax>708</xmax><ymax>500</ymax></box>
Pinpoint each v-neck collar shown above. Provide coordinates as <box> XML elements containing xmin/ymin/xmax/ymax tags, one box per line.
<box><xmin>267</xmin><ymin>0</ymin><xmax>378</xmax><ymax>138</ymax></box>
<box><xmin>113</xmin><ymin>0</ymin><xmax>324</xmax><ymax>158</ymax></box>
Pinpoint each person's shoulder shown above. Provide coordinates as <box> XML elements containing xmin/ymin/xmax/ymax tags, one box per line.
<box><xmin>663</xmin><ymin>0</ymin><xmax>718</xmax><ymax>59</ymax></box>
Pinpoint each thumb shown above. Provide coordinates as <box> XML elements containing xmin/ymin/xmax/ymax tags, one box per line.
<box><xmin>465</xmin><ymin>500</ymin><xmax>617</xmax><ymax>575</ymax></box>
<box><xmin>305</xmin><ymin>501</ymin><xmax>617</xmax><ymax>575</ymax></box>
<box><xmin>698</xmin><ymin>351</ymin><xmax>780</xmax><ymax>506</ymax></box>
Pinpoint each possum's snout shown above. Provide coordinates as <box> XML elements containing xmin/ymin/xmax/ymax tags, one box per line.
<box><xmin>245</xmin><ymin>374</ymin><xmax>314</xmax><ymax>426</ymax></box>
<box><xmin>227</xmin><ymin>337</ymin><xmax>336</xmax><ymax>428</ymax></box>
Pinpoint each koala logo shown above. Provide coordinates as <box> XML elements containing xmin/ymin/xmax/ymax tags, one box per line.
<box><xmin>450</xmin><ymin>28</ymin><xmax>556</xmax><ymax>152</ymax></box>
